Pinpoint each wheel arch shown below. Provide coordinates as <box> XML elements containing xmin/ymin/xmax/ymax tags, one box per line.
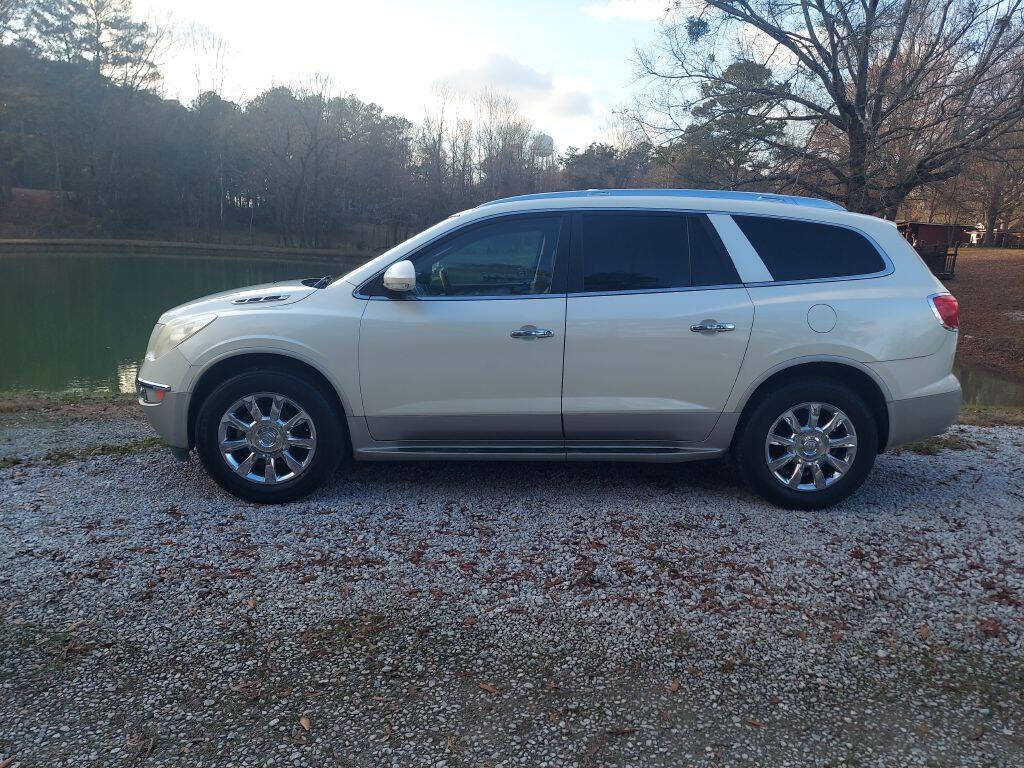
<box><xmin>186</xmin><ymin>352</ymin><xmax>349</xmax><ymax>449</ymax></box>
<box><xmin>733</xmin><ymin>359</ymin><xmax>891</xmax><ymax>452</ymax></box>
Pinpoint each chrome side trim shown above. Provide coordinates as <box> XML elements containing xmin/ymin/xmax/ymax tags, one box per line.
<box><xmin>136</xmin><ymin>377</ymin><xmax>171</xmax><ymax>391</ymax></box>
<box><xmin>565</xmin><ymin>284</ymin><xmax>745</xmax><ymax>298</ymax></box>
<box><xmin>353</xmin><ymin>441</ymin><xmax>727</xmax><ymax>463</ymax></box>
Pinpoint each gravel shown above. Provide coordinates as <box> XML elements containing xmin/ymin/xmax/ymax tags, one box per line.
<box><xmin>1</xmin><ymin>417</ymin><xmax>1022</xmax><ymax>767</ymax></box>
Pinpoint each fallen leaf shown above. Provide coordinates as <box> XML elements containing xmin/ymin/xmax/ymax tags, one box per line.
<box><xmin>0</xmin><ymin>756</ymin><xmax>14</xmax><ymax>768</ymax></box>
<box><xmin>915</xmin><ymin>723</ymin><xmax>930</xmax><ymax>736</ymax></box>
<box><xmin>747</xmin><ymin>719</ymin><xmax>764</xmax><ymax>727</ymax></box>
<box><xmin>299</xmin><ymin>714</ymin><xmax>311</xmax><ymax>731</ymax></box>
<box><xmin>478</xmin><ymin>682</ymin><xmax>499</xmax><ymax>695</ymax></box>
<box><xmin>978</xmin><ymin>618</ymin><xmax>1002</xmax><ymax>637</ymax></box>
<box><xmin>916</xmin><ymin>625</ymin><xmax>931</xmax><ymax>639</ymax></box>
<box><xmin>665</xmin><ymin>678</ymin><xmax>681</xmax><ymax>693</ymax></box>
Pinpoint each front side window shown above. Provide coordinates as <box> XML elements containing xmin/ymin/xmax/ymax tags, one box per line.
<box><xmin>733</xmin><ymin>215</ymin><xmax>886</xmax><ymax>282</ymax></box>
<box><xmin>407</xmin><ymin>215</ymin><xmax>563</xmax><ymax>297</ymax></box>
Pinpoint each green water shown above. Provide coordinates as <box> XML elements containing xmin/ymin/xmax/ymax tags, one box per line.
<box><xmin>2</xmin><ymin>252</ymin><xmax>1023</xmax><ymax>408</ymax></box>
<box><xmin>0</xmin><ymin>252</ymin><xmax>346</xmax><ymax>392</ymax></box>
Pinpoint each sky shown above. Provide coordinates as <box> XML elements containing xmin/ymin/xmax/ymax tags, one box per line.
<box><xmin>133</xmin><ymin>0</ymin><xmax>669</xmax><ymax>151</ymax></box>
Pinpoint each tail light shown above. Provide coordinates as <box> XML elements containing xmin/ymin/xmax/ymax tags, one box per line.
<box><xmin>929</xmin><ymin>293</ymin><xmax>959</xmax><ymax>331</ymax></box>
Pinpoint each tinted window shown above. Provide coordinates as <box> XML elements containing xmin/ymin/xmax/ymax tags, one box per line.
<box><xmin>410</xmin><ymin>215</ymin><xmax>562</xmax><ymax>296</ymax></box>
<box><xmin>733</xmin><ymin>215</ymin><xmax>885</xmax><ymax>281</ymax></box>
<box><xmin>581</xmin><ymin>214</ymin><xmax>688</xmax><ymax>292</ymax></box>
<box><xmin>689</xmin><ymin>214</ymin><xmax>741</xmax><ymax>286</ymax></box>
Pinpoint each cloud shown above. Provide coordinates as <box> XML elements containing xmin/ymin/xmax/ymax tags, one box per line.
<box><xmin>582</xmin><ymin>0</ymin><xmax>668</xmax><ymax>21</ymax></box>
<box><xmin>442</xmin><ymin>54</ymin><xmax>553</xmax><ymax>98</ymax></box>
<box><xmin>550</xmin><ymin>90</ymin><xmax>594</xmax><ymax>117</ymax></box>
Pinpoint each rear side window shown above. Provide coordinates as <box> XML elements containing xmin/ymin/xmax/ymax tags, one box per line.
<box><xmin>689</xmin><ymin>214</ymin><xmax>741</xmax><ymax>286</ymax></box>
<box><xmin>578</xmin><ymin>213</ymin><xmax>740</xmax><ymax>293</ymax></box>
<box><xmin>581</xmin><ymin>214</ymin><xmax>688</xmax><ymax>292</ymax></box>
<box><xmin>733</xmin><ymin>215</ymin><xmax>885</xmax><ymax>281</ymax></box>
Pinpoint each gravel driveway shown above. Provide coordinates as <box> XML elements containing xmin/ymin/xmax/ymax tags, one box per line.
<box><xmin>1</xmin><ymin>415</ymin><xmax>1022</xmax><ymax>767</ymax></box>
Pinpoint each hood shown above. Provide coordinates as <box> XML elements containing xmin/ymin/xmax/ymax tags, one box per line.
<box><xmin>158</xmin><ymin>280</ymin><xmax>319</xmax><ymax>323</ymax></box>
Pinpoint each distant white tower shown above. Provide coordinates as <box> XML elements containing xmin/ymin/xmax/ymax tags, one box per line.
<box><xmin>531</xmin><ymin>133</ymin><xmax>555</xmax><ymax>158</ymax></box>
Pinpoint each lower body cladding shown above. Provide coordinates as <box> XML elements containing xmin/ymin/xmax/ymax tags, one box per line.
<box><xmin>885</xmin><ymin>388</ymin><xmax>962</xmax><ymax>449</ymax></box>
<box><xmin>347</xmin><ymin>413</ymin><xmax>738</xmax><ymax>462</ymax></box>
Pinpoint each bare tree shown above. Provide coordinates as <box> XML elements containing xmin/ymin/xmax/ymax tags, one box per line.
<box><xmin>966</xmin><ymin>132</ymin><xmax>1024</xmax><ymax>241</ymax></box>
<box><xmin>185</xmin><ymin>22</ymin><xmax>231</xmax><ymax>99</ymax></box>
<box><xmin>0</xmin><ymin>0</ymin><xmax>29</xmax><ymax>43</ymax></box>
<box><xmin>637</xmin><ymin>0</ymin><xmax>1024</xmax><ymax>215</ymax></box>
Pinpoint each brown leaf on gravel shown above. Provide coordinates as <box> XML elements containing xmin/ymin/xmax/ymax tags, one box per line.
<box><xmin>478</xmin><ymin>682</ymin><xmax>499</xmax><ymax>694</ymax></box>
<box><xmin>299</xmin><ymin>714</ymin><xmax>311</xmax><ymax>731</ymax></box>
<box><xmin>0</xmin><ymin>756</ymin><xmax>14</xmax><ymax>768</ymax></box>
<box><xmin>971</xmin><ymin>725</ymin><xmax>985</xmax><ymax>741</ymax></box>
<box><xmin>462</xmin><ymin>616</ymin><xmax>478</xmax><ymax>627</ymax></box>
<box><xmin>665</xmin><ymin>678</ymin><xmax>680</xmax><ymax>693</ymax></box>
<box><xmin>606</xmin><ymin>726</ymin><xmax>638</xmax><ymax>736</ymax></box>
<box><xmin>917</xmin><ymin>625</ymin><xmax>931</xmax><ymax>639</ymax></box>
<box><xmin>747</xmin><ymin>719</ymin><xmax>764</xmax><ymax>727</ymax></box>
<box><xmin>978</xmin><ymin>618</ymin><xmax>1002</xmax><ymax>637</ymax></box>
<box><xmin>915</xmin><ymin>723</ymin><xmax>930</xmax><ymax>737</ymax></box>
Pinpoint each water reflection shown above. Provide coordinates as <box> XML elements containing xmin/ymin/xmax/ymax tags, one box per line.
<box><xmin>0</xmin><ymin>252</ymin><xmax>347</xmax><ymax>391</ymax></box>
<box><xmin>954</xmin><ymin>361</ymin><xmax>1024</xmax><ymax>408</ymax></box>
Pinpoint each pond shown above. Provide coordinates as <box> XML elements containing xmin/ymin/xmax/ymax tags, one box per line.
<box><xmin>0</xmin><ymin>252</ymin><xmax>352</xmax><ymax>393</ymax></box>
<box><xmin>2</xmin><ymin>251</ymin><xmax>1023</xmax><ymax>409</ymax></box>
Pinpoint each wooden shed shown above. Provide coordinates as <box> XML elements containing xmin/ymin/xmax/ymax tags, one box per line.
<box><xmin>896</xmin><ymin>221</ymin><xmax>966</xmax><ymax>278</ymax></box>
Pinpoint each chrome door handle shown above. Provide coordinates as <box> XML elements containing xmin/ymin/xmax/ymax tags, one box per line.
<box><xmin>690</xmin><ymin>320</ymin><xmax>736</xmax><ymax>333</ymax></box>
<box><xmin>510</xmin><ymin>325</ymin><xmax>554</xmax><ymax>339</ymax></box>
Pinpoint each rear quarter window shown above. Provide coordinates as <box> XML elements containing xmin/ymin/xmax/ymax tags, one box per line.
<box><xmin>733</xmin><ymin>215</ymin><xmax>886</xmax><ymax>282</ymax></box>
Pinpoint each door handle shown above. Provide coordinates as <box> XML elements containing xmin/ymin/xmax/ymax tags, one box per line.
<box><xmin>510</xmin><ymin>325</ymin><xmax>554</xmax><ymax>339</ymax></box>
<box><xmin>690</xmin><ymin>320</ymin><xmax>736</xmax><ymax>333</ymax></box>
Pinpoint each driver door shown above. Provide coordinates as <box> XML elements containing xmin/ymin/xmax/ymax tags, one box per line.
<box><xmin>358</xmin><ymin>213</ymin><xmax>569</xmax><ymax>441</ymax></box>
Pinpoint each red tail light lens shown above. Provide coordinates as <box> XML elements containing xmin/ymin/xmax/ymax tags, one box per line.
<box><xmin>929</xmin><ymin>293</ymin><xmax>959</xmax><ymax>330</ymax></box>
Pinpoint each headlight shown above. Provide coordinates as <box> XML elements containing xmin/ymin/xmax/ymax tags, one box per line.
<box><xmin>145</xmin><ymin>314</ymin><xmax>216</xmax><ymax>361</ymax></box>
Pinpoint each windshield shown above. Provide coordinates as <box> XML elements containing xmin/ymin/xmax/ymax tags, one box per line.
<box><xmin>336</xmin><ymin>213</ymin><xmax>467</xmax><ymax>287</ymax></box>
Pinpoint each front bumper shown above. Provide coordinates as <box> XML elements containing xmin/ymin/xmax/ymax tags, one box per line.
<box><xmin>885</xmin><ymin>384</ymin><xmax>962</xmax><ymax>449</ymax></box>
<box><xmin>138</xmin><ymin>382</ymin><xmax>192</xmax><ymax>451</ymax></box>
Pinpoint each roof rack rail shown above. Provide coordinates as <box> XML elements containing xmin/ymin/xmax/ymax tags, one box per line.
<box><xmin>477</xmin><ymin>188</ymin><xmax>846</xmax><ymax>211</ymax></box>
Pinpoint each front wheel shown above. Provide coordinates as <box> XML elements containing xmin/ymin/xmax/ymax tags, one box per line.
<box><xmin>734</xmin><ymin>379</ymin><xmax>878</xmax><ymax>510</ymax></box>
<box><xmin>195</xmin><ymin>370</ymin><xmax>346</xmax><ymax>503</ymax></box>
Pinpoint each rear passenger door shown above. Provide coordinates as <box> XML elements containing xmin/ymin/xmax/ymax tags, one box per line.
<box><xmin>561</xmin><ymin>211</ymin><xmax>754</xmax><ymax>442</ymax></box>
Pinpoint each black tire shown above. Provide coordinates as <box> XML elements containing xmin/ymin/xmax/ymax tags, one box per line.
<box><xmin>733</xmin><ymin>378</ymin><xmax>878</xmax><ymax>510</ymax></box>
<box><xmin>195</xmin><ymin>370</ymin><xmax>346</xmax><ymax>503</ymax></box>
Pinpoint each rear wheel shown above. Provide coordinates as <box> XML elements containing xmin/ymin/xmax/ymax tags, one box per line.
<box><xmin>195</xmin><ymin>370</ymin><xmax>345</xmax><ymax>503</ymax></box>
<box><xmin>734</xmin><ymin>378</ymin><xmax>877</xmax><ymax>510</ymax></box>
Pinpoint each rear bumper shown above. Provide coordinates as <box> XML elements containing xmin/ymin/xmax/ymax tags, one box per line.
<box><xmin>885</xmin><ymin>384</ymin><xmax>961</xmax><ymax>450</ymax></box>
<box><xmin>139</xmin><ymin>390</ymin><xmax>191</xmax><ymax>450</ymax></box>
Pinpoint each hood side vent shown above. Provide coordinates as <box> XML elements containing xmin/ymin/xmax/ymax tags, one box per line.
<box><xmin>232</xmin><ymin>294</ymin><xmax>290</xmax><ymax>305</ymax></box>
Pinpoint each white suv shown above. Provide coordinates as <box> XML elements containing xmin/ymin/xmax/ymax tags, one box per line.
<box><xmin>137</xmin><ymin>189</ymin><xmax>961</xmax><ymax>509</ymax></box>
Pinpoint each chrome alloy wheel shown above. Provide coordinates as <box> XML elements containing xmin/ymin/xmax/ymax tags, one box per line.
<box><xmin>217</xmin><ymin>392</ymin><xmax>317</xmax><ymax>485</ymax></box>
<box><xmin>763</xmin><ymin>402</ymin><xmax>858</xmax><ymax>492</ymax></box>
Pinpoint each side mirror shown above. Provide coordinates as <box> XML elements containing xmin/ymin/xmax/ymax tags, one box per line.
<box><xmin>382</xmin><ymin>260</ymin><xmax>416</xmax><ymax>292</ymax></box>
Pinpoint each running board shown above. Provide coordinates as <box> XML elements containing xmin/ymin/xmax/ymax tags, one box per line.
<box><xmin>354</xmin><ymin>442</ymin><xmax>725</xmax><ymax>463</ymax></box>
